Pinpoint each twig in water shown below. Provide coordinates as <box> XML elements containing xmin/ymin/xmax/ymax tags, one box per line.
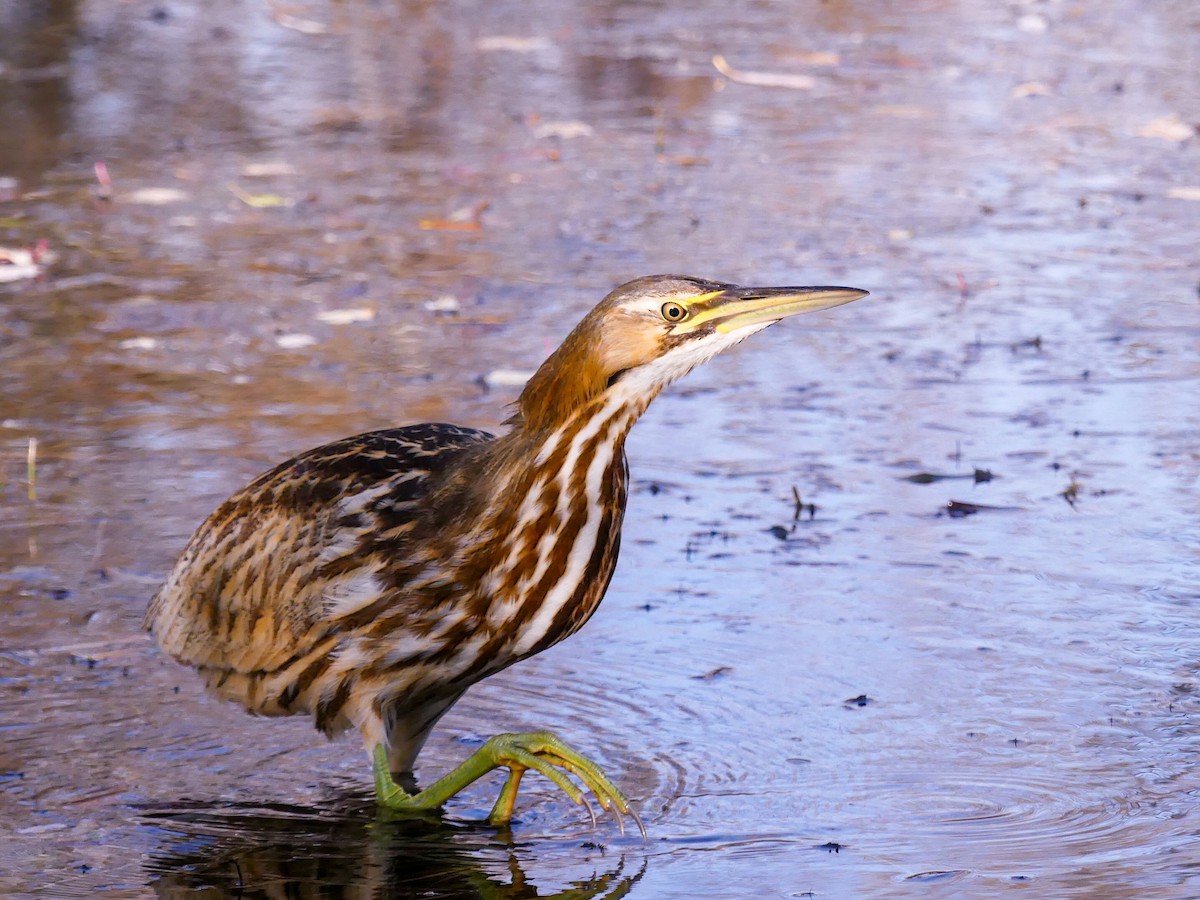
<box><xmin>26</xmin><ymin>437</ymin><xmax>37</xmax><ymax>502</ymax></box>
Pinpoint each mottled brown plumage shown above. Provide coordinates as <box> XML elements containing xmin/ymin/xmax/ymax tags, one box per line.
<box><xmin>147</xmin><ymin>274</ymin><xmax>866</xmax><ymax>828</ymax></box>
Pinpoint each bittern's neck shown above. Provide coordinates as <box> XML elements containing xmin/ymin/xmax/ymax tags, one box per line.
<box><xmin>513</xmin><ymin>351</ymin><xmax>604</xmax><ymax>434</ymax></box>
<box><xmin>512</xmin><ymin>348</ymin><xmax>665</xmax><ymax>437</ymax></box>
<box><xmin>508</xmin><ymin>369</ymin><xmax>656</xmax><ymax>477</ymax></box>
<box><xmin>488</xmin><ymin>375</ymin><xmax>654</xmax><ymax>660</ymax></box>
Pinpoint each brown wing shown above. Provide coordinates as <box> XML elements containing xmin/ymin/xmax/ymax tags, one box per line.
<box><xmin>145</xmin><ymin>424</ymin><xmax>493</xmax><ymax>682</ymax></box>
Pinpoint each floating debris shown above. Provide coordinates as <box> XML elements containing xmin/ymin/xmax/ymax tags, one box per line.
<box><xmin>475</xmin><ymin>36</ymin><xmax>552</xmax><ymax>53</ymax></box>
<box><xmin>126</xmin><ymin>187</ymin><xmax>188</xmax><ymax>205</ymax></box>
<box><xmin>1011</xmin><ymin>336</ymin><xmax>1043</xmax><ymax>353</ymax></box>
<box><xmin>93</xmin><ymin>160</ymin><xmax>112</xmax><ymax>201</ymax></box>
<box><xmin>118</xmin><ymin>337</ymin><xmax>159</xmax><ymax>350</ymax></box>
<box><xmin>1136</xmin><ymin>115</ymin><xmax>1195</xmax><ymax>143</ymax></box>
<box><xmin>241</xmin><ymin>161</ymin><xmax>298</xmax><ymax>178</ymax></box>
<box><xmin>533</xmin><ymin>121</ymin><xmax>594</xmax><ymax>140</ymax></box>
<box><xmin>27</xmin><ymin>436</ymin><xmax>37</xmax><ymax>502</ymax></box>
<box><xmin>316</xmin><ymin>307</ymin><xmax>375</xmax><ymax>325</ymax></box>
<box><xmin>655</xmin><ymin>153</ymin><xmax>709</xmax><ymax>167</ymax></box>
<box><xmin>228</xmin><ymin>183</ymin><xmax>294</xmax><ymax>208</ymax></box>
<box><xmin>1015</xmin><ymin>12</ymin><xmax>1049</xmax><ymax>33</ymax></box>
<box><xmin>791</xmin><ymin>486</ymin><xmax>818</xmax><ymax>520</ymax></box>
<box><xmin>691</xmin><ymin>666</ymin><xmax>733</xmax><ymax>681</ymax></box>
<box><xmin>1011</xmin><ymin>81</ymin><xmax>1052</xmax><ymax>98</ymax></box>
<box><xmin>424</xmin><ymin>295</ymin><xmax>461</xmax><ymax>314</ymax></box>
<box><xmin>943</xmin><ymin>499</ymin><xmax>1023</xmax><ymax>518</ymax></box>
<box><xmin>0</xmin><ymin>240</ymin><xmax>53</xmax><ymax>282</ymax></box>
<box><xmin>480</xmin><ymin>369</ymin><xmax>534</xmax><ymax>390</ymax></box>
<box><xmin>1061</xmin><ymin>478</ymin><xmax>1081</xmax><ymax>508</ymax></box>
<box><xmin>903</xmin><ymin>469</ymin><xmax>995</xmax><ymax>484</ymax></box>
<box><xmin>787</xmin><ymin>50</ymin><xmax>840</xmax><ymax>67</ymax></box>
<box><xmin>712</xmin><ymin>55</ymin><xmax>816</xmax><ymax>90</ymax></box>
<box><xmin>275</xmin><ymin>333</ymin><xmax>317</xmax><ymax>350</ymax></box>
<box><xmin>419</xmin><ymin>200</ymin><xmax>489</xmax><ymax>231</ymax></box>
<box><xmin>269</xmin><ymin>2</ymin><xmax>331</xmax><ymax>35</ymax></box>
<box><xmin>905</xmin><ymin>870</ymin><xmax>970</xmax><ymax>883</ymax></box>
<box><xmin>871</xmin><ymin>104</ymin><xmax>933</xmax><ymax>119</ymax></box>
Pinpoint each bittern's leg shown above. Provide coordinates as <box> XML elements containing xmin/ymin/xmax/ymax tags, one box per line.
<box><xmin>371</xmin><ymin>732</ymin><xmax>643</xmax><ymax>835</ymax></box>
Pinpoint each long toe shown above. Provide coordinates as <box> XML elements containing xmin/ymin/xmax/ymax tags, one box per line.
<box><xmin>486</xmin><ymin>732</ymin><xmax>638</xmax><ymax>831</ymax></box>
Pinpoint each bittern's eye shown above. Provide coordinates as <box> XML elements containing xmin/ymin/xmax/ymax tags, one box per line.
<box><xmin>660</xmin><ymin>301</ymin><xmax>689</xmax><ymax>323</ymax></box>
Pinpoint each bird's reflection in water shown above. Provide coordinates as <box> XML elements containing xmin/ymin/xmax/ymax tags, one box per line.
<box><xmin>140</xmin><ymin>796</ymin><xmax>645</xmax><ymax>899</ymax></box>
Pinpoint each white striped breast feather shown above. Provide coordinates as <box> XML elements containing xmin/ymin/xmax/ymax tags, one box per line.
<box><xmin>484</xmin><ymin>416</ymin><xmax>595</xmax><ymax>627</ymax></box>
<box><xmin>510</xmin><ymin>413</ymin><xmax>624</xmax><ymax>656</ymax></box>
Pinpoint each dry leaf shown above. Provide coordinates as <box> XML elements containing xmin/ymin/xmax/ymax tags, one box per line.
<box><xmin>0</xmin><ymin>242</ymin><xmax>51</xmax><ymax>282</ymax></box>
<box><xmin>242</xmin><ymin>162</ymin><xmax>298</xmax><ymax>178</ymax></box>
<box><xmin>418</xmin><ymin>219</ymin><xmax>482</xmax><ymax>232</ymax></box>
<box><xmin>316</xmin><ymin>307</ymin><xmax>375</xmax><ymax>324</ymax></box>
<box><xmin>419</xmin><ymin>201</ymin><xmax>489</xmax><ymax>231</ymax></box>
<box><xmin>268</xmin><ymin>1</ymin><xmax>330</xmax><ymax>35</ymax></box>
<box><xmin>788</xmin><ymin>50</ymin><xmax>840</xmax><ymax>67</ymax></box>
<box><xmin>119</xmin><ymin>337</ymin><xmax>159</xmax><ymax>350</ymax></box>
<box><xmin>481</xmin><ymin>369</ymin><xmax>534</xmax><ymax>389</ymax></box>
<box><xmin>871</xmin><ymin>105</ymin><xmax>932</xmax><ymax>119</ymax></box>
<box><xmin>534</xmin><ymin>121</ymin><xmax>594</xmax><ymax>139</ymax></box>
<box><xmin>1011</xmin><ymin>82</ymin><xmax>1051</xmax><ymax>99</ymax></box>
<box><xmin>1016</xmin><ymin>13</ymin><xmax>1049</xmax><ymax>33</ymax></box>
<box><xmin>1136</xmin><ymin>115</ymin><xmax>1195</xmax><ymax>143</ymax></box>
<box><xmin>126</xmin><ymin>187</ymin><xmax>188</xmax><ymax>205</ymax></box>
<box><xmin>275</xmin><ymin>333</ymin><xmax>317</xmax><ymax>349</ymax></box>
<box><xmin>424</xmin><ymin>296</ymin><xmax>461</xmax><ymax>314</ymax></box>
<box><xmin>475</xmin><ymin>36</ymin><xmax>551</xmax><ymax>53</ymax></box>
<box><xmin>656</xmin><ymin>154</ymin><xmax>710</xmax><ymax>167</ymax></box>
<box><xmin>228</xmin><ymin>184</ymin><xmax>294</xmax><ymax>208</ymax></box>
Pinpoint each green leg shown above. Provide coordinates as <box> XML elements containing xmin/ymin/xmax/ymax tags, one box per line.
<box><xmin>372</xmin><ymin>732</ymin><xmax>643</xmax><ymax>836</ymax></box>
<box><xmin>489</xmin><ymin>765</ymin><xmax>527</xmax><ymax>826</ymax></box>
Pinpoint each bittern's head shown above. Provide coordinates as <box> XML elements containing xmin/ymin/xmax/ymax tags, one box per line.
<box><xmin>515</xmin><ymin>274</ymin><xmax>867</xmax><ymax>431</ymax></box>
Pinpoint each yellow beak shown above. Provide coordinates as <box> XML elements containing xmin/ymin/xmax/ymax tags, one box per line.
<box><xmin>682</xmin><ymin>285</ymin><xmax>868</xmax><ymax>334</ymax></box>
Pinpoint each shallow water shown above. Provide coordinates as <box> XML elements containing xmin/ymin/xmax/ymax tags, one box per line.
<box><xmin>2</xmin><ymin>1</ymin><xmax>1199</xmax><ymax>897</ymax></box>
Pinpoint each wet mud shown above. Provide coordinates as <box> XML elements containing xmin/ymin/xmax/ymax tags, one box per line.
<box><xmin>2</xmin><ymin>1</ymin><xmax>1199</xmax><ymax>897</ymax></box>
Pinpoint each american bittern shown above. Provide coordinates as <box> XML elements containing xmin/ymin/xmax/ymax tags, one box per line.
<box><xmin>146</xmin><ymin>275</ymin><xmax>866</xmax><ymax>831</ymax></box>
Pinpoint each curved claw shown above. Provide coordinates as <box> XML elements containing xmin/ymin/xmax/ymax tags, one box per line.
<box><xmin>553</xmin><ymin>753</ymin><xmax>645</xmax><ymax>840</ymax></box>
<box><xmin>627</xmin><ymin>804</ymin><xmax>647</xmax><ymax>841</ymax></box>
<box><xmin>579</xmin><ymin>791</ymin><xmax>598</xmax><ymax>828</ymax></box>
<box><xmin>481</xmin><ymin>732</ymin><xmax>639</xmax><ymax>833</ymax></box>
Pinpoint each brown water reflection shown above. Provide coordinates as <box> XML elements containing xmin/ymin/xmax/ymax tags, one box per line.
<box><xmin>140</xmin><ymin>800</ymin><xmax>645</xmax><ymax>898</ymax></box>
<box><xmin>3</xmin><ymin>1</ymin><xmax>1200</xmax><ymax>897</ymax></box>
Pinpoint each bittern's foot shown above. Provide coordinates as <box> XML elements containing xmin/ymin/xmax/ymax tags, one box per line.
<box><xmin>372</xmin><ymin>732</ymin><xmax>643</xmax><ymax>836</ymax></box>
